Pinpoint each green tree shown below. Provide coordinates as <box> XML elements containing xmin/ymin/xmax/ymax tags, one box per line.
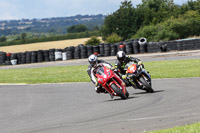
<box><xmin>85</xmin><ymin>36</ymin><xmax>101</xmax><ymax>45</ymax></box>
<box><xmin>0</xmin><ymin>36</ymin><xmax>6</xmax><ymax>42</ymax></box>
<box><xmin>106</xmin><ymin>33</ymin><xmax>123</xmax><ymax>43</ymax></box>
<box><xmin>21</xmin><ymin>32</ymin><xmax>27</xmax><ymax>43</ymax></box>
<box><xmin>102</xmin><ymin>0</ymin><xmax>137</xmax><ymax>40</ymax></box>
<box><xmin>67</xmin><ymin>24</ymin><xmax>89</xmax><ymax>33</ymax></box>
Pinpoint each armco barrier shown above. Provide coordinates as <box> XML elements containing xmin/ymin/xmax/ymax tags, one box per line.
<box><xmin>0</xmin><ymin>38</ymin><xmax>200</xmax><ymax>65</ymax></box>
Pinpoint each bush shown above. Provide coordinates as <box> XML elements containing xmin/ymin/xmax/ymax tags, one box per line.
<box><xmin>85</xmin><ymin>36</ymin><xmax>101</xmax><ymax>45</ymax></box>
<box><xmin>133</xmin><ymin>11</ymin><xmax>200</xmax><ymax>41</ymax></box>
<box><xmin>105</xmin><ymin>33</ymin><xmax>123</xmax><ymax>43</ymax></box>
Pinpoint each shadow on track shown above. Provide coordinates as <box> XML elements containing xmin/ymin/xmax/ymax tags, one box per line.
<box><xmin>133</xmin><ymin>90</ymin><xmax>165</xmax><ymax>95</ymax></box>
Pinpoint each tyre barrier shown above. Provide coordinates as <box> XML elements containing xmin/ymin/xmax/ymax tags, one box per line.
<box><xmin>25</xmin><ymin>51</ymin><xmax>31</xmax><ymax>64</ymax></box>
<box><xmin>165</xmin><ymin>40</ymin><xmax>178</xmax><ymax>51</ymax></box>
<box><xmin>37</xmin><ymin>50</ymin><xmax>44</xmax><ymax>62</ymax></box>
<box><xmin>110</xmin><ymin>44</ymin><xmax>117</xmax><ymax>56</ymax></box>
<box><xmin>104</xmin><ymin>43</ymin><xmax>111</xmax><ymax>56</ymax></box>
<box><xmin>138</xmin><ymin>38</ymin><xmax>147</xmax><ymax>53</ymax></box>
<box><xmin>31</xmin><ymin>51</ymin><xmax>37</xmax><ymax>63</ymax></box>
<box><xmin>62</xmin><ymin>52</ymin><xmax>67</xmax><ymax>60</ymax></box>
<box><xmin>49</xmin><ymin>49</ymin><xmax>55</xmax><ymax>61</ymax></box>
<box><xmin>132</xmin><ymin>39</ymin><xmax>140</xmax><ymax>54</ymax></box>
<box><xmin>125</xmin><ymin>41</ymin><xmax>133</xmax><ymax>55</ymax></box>
<box><xmin>43</xmin><ymin>50</ymin><xmax>50</xmax><ymax>62</ymax></box>
<box><xmin>99</xmin><ymin>44</ymin><xmax>104</xmax><ymax>56</ymax></box>
<box><xmin>55</xmin><ymin>49</ymin><xmax>62</xmax><ymax>61</ymax></box>
<box><xmin>80</xmin><ymin>46</ymin><xmax>87</xmax><ymax>59</ymax></box>
<box><xmin>66</xmin><ymin>46</ymin><xmax>74</xmax><ymax>60</ymax></box>
<box><xmin>86</xmin><ymin>45</ymin><xmax>93</xmax><ymax>57</ymax></box>
<box><xmin>0</xmin><ymin>52</ymin><xmax>6</xmax><ymax>65</ymax></box>
<box><xmin>93</xmin><ymin>45</ymin><xmax>100</xmax><ymax>55</ymax></box>
<box><xmin>1</xmin><ymin>38</ymin><xmax>200</xmax><ymax>66</ymax></box>
<box><xmin>74</xmin><ymin>45</ymin><xmax>81</xmax><ymax>59</ymax></box>
<box><xmin>21</xmin><ymin>52</ymin><xmax>26</xmax><ymax>64</ymax></box>
<box><xmin>147</xmin><ymin>42</ymin><xmax>160</xmax><ymax>53</ymax></box>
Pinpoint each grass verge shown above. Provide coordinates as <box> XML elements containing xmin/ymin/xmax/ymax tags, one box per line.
<box><xmin>0</xmin><ymin>59</ymin><xmax>199</xmax><ymax>84</ymax></box>
<box><xmin>147</xmin><ymin>123</ymin><xmax>200</xmax><ymax>133</ymax></box>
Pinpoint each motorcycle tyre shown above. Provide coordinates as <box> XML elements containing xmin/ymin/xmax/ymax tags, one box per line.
<box><xmin>139</xmin><ymin>76</ymin><xmax>154</xmax><ymax>93</ymax></box>
<box><xmin>111</xmin><ymin>84</ymin><xmax>127</xmax><ymax>99</ymax></box>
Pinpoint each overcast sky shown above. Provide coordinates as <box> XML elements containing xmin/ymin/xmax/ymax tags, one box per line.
<box><xmin>0</xmin><ymin>0</ymin><xmax>189</xmax><ymax>20</ymax></box>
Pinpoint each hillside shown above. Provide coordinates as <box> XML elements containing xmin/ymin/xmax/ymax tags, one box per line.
<box><xmin>0</xmin><ymin>14</ymin><xmax>105</xmax><ymax>36</ymax></box>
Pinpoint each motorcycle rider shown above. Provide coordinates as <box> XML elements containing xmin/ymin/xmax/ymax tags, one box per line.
<box><xmin>87</xmin><ymin>54</ymin><xmax>114</xmax><ymax>93</ymax></box>
<box><xmin>114</xmin><ymin>51</ymin><xmax>143</xmax><ymax>85</ymax></box>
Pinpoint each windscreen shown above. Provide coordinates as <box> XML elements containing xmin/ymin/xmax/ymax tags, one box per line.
<box><xmin>96</xmin><ymin>67</ymin><xmax>105</xmax><ymax>76</ymax></box>
<box><xmin>124</xmin><ymin>62</ymin><xmax>135</xmax><ymax>70</ymax></box>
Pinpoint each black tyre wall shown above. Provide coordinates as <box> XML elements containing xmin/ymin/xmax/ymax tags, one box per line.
<box><xmin>31</xmin><ymin>51</ymin><xmax>37</xmax><ymax>63</ymax></box>
<box><xmin>104</xmin><ymin>44</ymin><xmax>111</xmax><ymax>56</ymax></box>
<box><xmin>99</xmin><ymin>44</ymin><xmax>104</xmax><ymax>56</ymax></box>
<box><xmin>147</xmin><ymin>42</ymin><xmax>160</xmax><ymax>53</ymax></box>
<box><xmin>43</xmin><ymin>50</ymin><xmax>50</xmax><ymax>62</ymax></box>
<box><xmin>80</xmin><ymin>46</ymin><xmax>87</xmax><ymax>59</ymax></box>
<box><xmin>125</xmin><ymin>41</ymin><xmax>133</xmax><ymax>55</ymax></box>
<box><xmin>25</xmin><ymin>51</ymin><xmax>31</xmax><ymax>64</ymax></box>
<box><xmin>132</xmin><ymin>40</ymin><xmax>140</xmax><ymax>54</ymax></box>
<box><xmin>74</xmin><ymin>46</ymin><xmax>81</xmax><ymax>59</ymax></box>
<box><xmin>0</xmin><ymin>52</ymin><xmax>6</xmax><ymax>65</ymax></box>
<box><xmin>110</xmin><ymin>44</ymin><xmax>117</xmax><ymax>56</ymax></box>
<box><xmin>49</xmin><ymin>49</ymin><xmax>55</xmax><ymax>61</ymax></box>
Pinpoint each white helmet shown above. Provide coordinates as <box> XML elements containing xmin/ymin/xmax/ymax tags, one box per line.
<box><xmin>88</xmin><ymin>54</ymin><xmax>98</xmax><ymax>67</ymax></box>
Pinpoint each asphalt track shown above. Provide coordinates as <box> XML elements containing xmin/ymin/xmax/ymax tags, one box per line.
<box><xmin>0</xmin><ymin>50</ymin><xmax>199</xmax><ymax>133</ymax></box>
<box><xmin>0</xmin><ymin>78</ymin><xmax>200</xmax><ymax>133</ymax></box>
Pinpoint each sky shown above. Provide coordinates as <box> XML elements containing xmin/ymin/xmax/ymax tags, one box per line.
<box><xmin>0</xmin><ymin>0</ymin><xmax>189</xmax><ymax>20</ymax></box>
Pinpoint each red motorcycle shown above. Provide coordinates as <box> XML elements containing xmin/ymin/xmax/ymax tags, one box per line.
<box><xmin>95</xmin><ymin>64</ymin><xmax>129</xmax><ymax>99</ymax></box>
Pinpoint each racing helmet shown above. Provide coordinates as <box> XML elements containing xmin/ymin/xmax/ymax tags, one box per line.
<box><xmin>117</xmin><ymin>51</ymin><xmax>126</xmax><ymax>63</ymax></box>
<box><xmin>88</xmin><ymin>54</ymin><xmax>98</xmax><ymax>67</ymax></box>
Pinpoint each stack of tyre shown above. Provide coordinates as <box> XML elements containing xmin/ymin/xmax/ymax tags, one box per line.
<box><xmin>125</xmin><ymin>41</ymin><xmax>133</xmax><ymax>55</ymax></box>
<box><xmin>138</xmin><ymin>38</ymin><xmax>147</xmax><ymax>53</ymax></box>
<box><xmin>74</xmin><ymin>45</ymin><xmax>81</xmax><ymax>59</ymax></box>
<box><xmin>99</xmin><ymin>44</ymin><xmax>104</xmax><ymax>56</ymax></box>
<box><xmin>49</xmin><ymin>49</ymin><xmax>55</xmax><ymax>61</ymax></box>
<box><xmin>165</xmin><ymin>40</ymin><xmax>178</xmax><ymax>51</ymax></box>
<box><xmin>132</xmin><ymin>39</ymin><xmax>140</xmax><ymax>54</ymax></box>
<box><xmin>25</xmin><ymin>51</ymin><xmax>31</xmax><ymax>63</ymax></box>
<box><xmin>43</xmin><ymin>50</ymin><xmax>50</xmax><ymax>62</ymax></box>
<box><xmin>0</xmin><ymin>52</ymin><xmax>6</xmax><ymax>65</ymax></box>
<box><xmin>147</xmin><ymin>42</ymin><xmax>161</xmax><ymax>53</ymax></box>
<box><xmin>104</xmin><ymin>43</ymin><xmax>111</xmax><ymax>56</ymax></box>
<box><xmin>183</xmin><ymin>39</ymin><xmax>198</xmax><ymax>50</ymax></box>
<box><xmin>159</xmin><ymin>41</ymin><xmax>168</xmax><ymax>52</ymax></box>
<box><xmin>194</xmin><ymin>38</ymin><xmax>200</xmax><ymax>49</ymax></box>
<box><xmin>66</xmin><ymin>46</ymin><xmax>74</xmax><ymax>60</ymax></box>
<box><xmin>80</xmin><ymin>45</ymin><xmax>87</xmax><ymax>58</ymax></box>
<box><xmin>110</xmin><ymin>44</ymin><xmax>117</xmax><ymax>56</ymax></box>
<box><xmin>10</xmin><ymin>53</ymin><xmax>17</xmax><ymax>65</ymax></box>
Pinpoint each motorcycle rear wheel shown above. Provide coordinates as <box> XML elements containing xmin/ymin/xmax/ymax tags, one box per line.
<box><xmin>139</xmin><ymin>76</ymin><xmax>154</xmax><ymax>93</ymax></box>
<box><xmin>111</xmin><ymin>84</ymin><xmax>127</xmax><ymax>99</ymax></box>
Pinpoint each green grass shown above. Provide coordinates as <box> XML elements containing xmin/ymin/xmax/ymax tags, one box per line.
<box><xmin>147</xmin><ymin>123</ymin><xmax>200</xmax><ymax>133</ymax></box>
<box><xmin>0</xmin><ymin>59</ymin><xmax>199</xmax><ymax>84</ymax></box>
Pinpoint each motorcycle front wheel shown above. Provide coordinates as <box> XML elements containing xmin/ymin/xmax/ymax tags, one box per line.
<box><xmin>110</xmin><ymin>84</ymin><xmax>127</xmax><ymax>99</ymax></box>
<box><xmin>139</xmin><ymin>76</ymin><xmax>154</xmax><ymax>93</ymax></box>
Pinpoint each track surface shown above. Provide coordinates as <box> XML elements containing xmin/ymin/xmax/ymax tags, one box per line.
<box><xmin>0</xmin><ymin>78</ymin><xmax>200</xmax><ymax>133</ymax></box>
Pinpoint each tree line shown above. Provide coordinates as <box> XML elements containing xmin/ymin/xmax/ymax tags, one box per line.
<box><xmin>102</xmin><ymin>0</ymin><xmax>200</xmax><ymax>42</ymax></box>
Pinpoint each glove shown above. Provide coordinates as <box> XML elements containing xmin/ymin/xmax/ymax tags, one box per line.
<box><xmin>95</xmin><ymin>82</ymin><xmax>99</xmax><ymax>87</ymax></box>
<box><xmin>111</xmin><ymin>66</ymin><xmax>115</xmax><ymax>70</ymax></box>
<box><xmin>122</xmin><ymin>75</ymin><xmax>127</xmax><ymax>79</ymax></box>
<box><xmin>138</xmin><ymin>61</ymin><xmax>143</xmax><ymax>65</ymax></box>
